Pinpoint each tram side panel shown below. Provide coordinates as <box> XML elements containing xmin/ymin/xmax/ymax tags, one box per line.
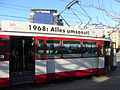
<box><xmin>34</xmin><ymin>57</ymin><xmax>107</xmax><ymax>82</ymax></box>
<box><xmin>44</xmin><ymin>57</ymin><xmax>106</xmax><ymax>80</ymax></box>
<box><xmin>45</xmin><ymin>57</ymin><xmax>106</xmax><ymax>80</ymax></box>
<box><xmin>0</xmin><ymin>35</ymin><xmax>10</xmax><ymax>87</ymax></box>
<box><xmin>0</xmin><ymin>61</ymin><xmax>9</xmax><ymax>87</ymax></box>
<box><xmin>98</xmin><ymin>57</ymin><xmax>105</xmax><ymax>75</ymax></box>
<box><xmin>54</xmin><ymin>58</ymin><xmax>98</xmax><ymax>79</ymax></box>
<box><xmin>46</xmin><ymin>57</ymin><xmax>115</xmax><ymax>80</ymax></box>
<box><xmin>35</xmin><ymin>60</ymin><xmax>47</xmax><ymax>83</ymax></box>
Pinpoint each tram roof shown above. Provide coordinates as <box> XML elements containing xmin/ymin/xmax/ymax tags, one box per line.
<box><xmin>0</xmin><ymin>20</ymin><xmax>111</xmax><ymax>41</ymax></box>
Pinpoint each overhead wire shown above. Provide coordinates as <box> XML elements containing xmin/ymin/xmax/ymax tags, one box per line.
<box><xmin>59</xmin><ymin>0</ymin><xmax>93</xmax><ymax>28</ymax></box>
<box><xmin>1</xmin><ymin>2</ymin><xmax>76</xmax><ymax>24</ymax></box>
<box><xmin>59</xmin><ymin>15</ymin><xmax>70</xmax><ymax>26</ymax></box>
<box><xmin>59</xmin><ymin>0</ymin><xmax>119</xmax><ymax>27</ymax></box>
<box><xmin>69</xmin><ymin>8</ymin><xmax>83</xmax><ymax>26</ymax></box>
<box><xmin>1</xmin><ymin>0</ymin><xmax>118</xmax><ymax>27</ymax></box>
<box><xmin>0</xmin><ymin>2</ymin><xmax>32</xmax><ymax>21</ymax></box>
<box><xmin>0</xmin><ymin>4</ymin><xmax>29</xmax><ymax>11</ymax></box>
<box><xmin>58</xmin><ymin>0</ymin><xmax>69</xmax><ymax>3</ymax></box>
<box><xmin>102</xmin><ymin>13</ymin><xmax>109</xmax><ymax>26</ymax></box>
<box><xmin>77</xmin><ymin>2</ymin><xmax>92</xmax><ymax>28</ymax></box>
<box><xmin>58</xmin><ymin>0</ymin><xmax>79</xmax><ymax>26</ymax></box>
<box><xmin>0</xmin><ymin>2</ymin><xmax>79</xmax><ymax>23</ymax></box>
<box><xmin>0</xmin><ymin>2</ymin><xmax>32</xmax><ymax>9</ymax></box>
<box><xmin>0</xmin><ymin>14</ymin><xmax>28</xmax><ymax>19</ymax></box>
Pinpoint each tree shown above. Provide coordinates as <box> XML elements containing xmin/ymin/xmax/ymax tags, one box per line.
<box><xmin>79</xmin><ymin>0</ymin><xmax>120</xmax><ymax>29</ymax></box>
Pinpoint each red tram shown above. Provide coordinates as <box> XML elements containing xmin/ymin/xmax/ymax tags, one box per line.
<box><xmin>0</xmin><ymin>20</ymin><xmax>117</xmax><ymax>87</ymax></box>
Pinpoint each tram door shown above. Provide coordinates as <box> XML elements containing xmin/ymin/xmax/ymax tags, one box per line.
<box><xmin>104</xmin><ymin>41</ymin><xmax>113</xmax><ymax>72</ymax></box>
<box><xmin>10</xmin><ymin>36</ymin><xmax>35</xmax><ymax>85</ymax></box>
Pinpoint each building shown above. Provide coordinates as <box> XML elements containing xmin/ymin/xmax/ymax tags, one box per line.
<box><xmin>29</xmin><ymin>9</ymin><xmax>63</xmax><ymax>26</ymax></box>
<box><xmin>89</xmin><ymin>28</ymin><xmax>120</xmax><ymax>49</ymax></box>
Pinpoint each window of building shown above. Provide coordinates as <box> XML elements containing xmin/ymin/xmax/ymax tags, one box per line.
<box><xmin>82</xmin><ymin>41</ymin><xmax>98</xmax><ymax>57</ymax></box>
<box><xmin>62</xmin><ymin>40</ymin><xmax>81</xmax><ymax>58</ymax></box>
<box><xmin>46</xmin><ymin>39</ymin><xmax>61</xmax><ymax>58</ymax></box>
<box><xmin>37</xmin><ymin>39</ymin><xmax>44</xmax><ymax>59</ymax></box>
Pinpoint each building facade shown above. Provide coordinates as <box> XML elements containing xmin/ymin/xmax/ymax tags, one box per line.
<box><xmin>89</xmin><ymin>28</ymin><xmax>120</xmax><ymax>49</ymax></box>
<box><xmin>29</xmin><ymin>9</ymin><xmax>63</xmax><ymax>26</ymax></box>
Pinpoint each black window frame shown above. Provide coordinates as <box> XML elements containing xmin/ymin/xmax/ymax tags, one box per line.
<box><xmin>0</xmin><ymin>38</ymin><xmax>9</xmax><ymax>60</ymax></box>
<box><xmin>62</xmin><ymin>40</ymin><xmax>81</xmax><ymax>58</ymax></box>
<box><xmin>82</xmin><ymin>41</ymin><xmax>98</xmax><ymax>57</ymax></box>
<box><xmin>46</xmin><ymin>39</ymin><xmax>62</xmax><ymax>59</ymax></box>
<box><xmin>37</xmin><ymin>39</ymin><xmax>45</xmax><ymax>59</ymax></box>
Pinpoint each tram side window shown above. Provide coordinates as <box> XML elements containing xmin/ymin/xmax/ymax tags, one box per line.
<box><xmin>100</xmin><ymin>42</ymin><xmax>104</xmax><ymax>56</ymax></box>
<box><xmin>46</xmin><ymin>39</ymin><xmax>61</xmax><ymax>58</ymax></box>
<box><xmin>0</xmin><ymin>38</ymin><xmax>8</xmax><ymax>60</ymax></box>
<box><xmin>63</xmin><ymin>40</ymin><xmax>81</xmax><ymax>58</ymax></box>
<box><xmin>37</xmin><ymin>39</ymin><xmax>44</xmax><ymax>59</ymax></box>
<box><xmin>104</xmin><ymin>41</ymin><xmax>111</xmax><ymax>56</ymax></box>
<box><xmin>82</xmin><ymin>41</ymin><xmax>98</xmax><ymax>57</ymax></box>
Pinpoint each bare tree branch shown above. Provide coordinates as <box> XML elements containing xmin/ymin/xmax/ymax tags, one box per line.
<box><xmin>80</xmin><ymin>4</ymin><xmax>120</xmax><ymax>20</ymax></box>
<box><xmin>113</xmin><ymin>0</ymin><xmax>120</xmax><ymax>3</ymax></box>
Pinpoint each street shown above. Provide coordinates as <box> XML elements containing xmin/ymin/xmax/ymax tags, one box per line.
<box><xmin>3</xmin><ymin>59</ymin><xmax>120</xmax><ymax>90</ymax></box>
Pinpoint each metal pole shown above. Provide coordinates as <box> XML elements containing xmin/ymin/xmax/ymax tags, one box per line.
<box><xmin>22</xmin><ymin>39</ymin><xmax>25</xmax><ymax>71</ymax></box>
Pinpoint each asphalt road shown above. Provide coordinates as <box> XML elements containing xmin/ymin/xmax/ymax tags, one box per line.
<box><xmin>3</xmin><ymin>60</ymin><xmax>120</xmax><ymax>90</ymax></box>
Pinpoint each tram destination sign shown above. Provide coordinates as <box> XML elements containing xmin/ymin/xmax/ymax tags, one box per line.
<box><xmin>0</xmin><ymin>20</ymin><xmax>90</xmax><ymax>36</ymax></box>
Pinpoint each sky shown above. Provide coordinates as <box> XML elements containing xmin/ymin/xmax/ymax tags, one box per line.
<box><xmin>0</xmin><ymin>0</ymin><xmax>120</xmax><ymax>27</ymax></box>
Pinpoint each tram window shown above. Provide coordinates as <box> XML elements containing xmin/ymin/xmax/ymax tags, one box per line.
<box><xmin>37</xmin><ymin>39</ymin><xmax>44</xmax><ymax>59</ymax></box>
<box><xmin>82</xmin><ymin>41</ymin><xmax>98</xmax><ymax>57</ymax></box>
<box><xmin>46</xmin><ymin>39</ymin><xmax>61</xmax><ymax>58</ymax></box>
<box><xmin>63</xmin><ymin>40</ymin><xmax>81</xmax><ymax>58</ymax></box>
<box><xmin>104</xmin><ymin>41</ymin><xmax>111</xmax><ymax>56</ymax></box>
<box><xmin>100</xmin><ymin>42</ymin><xmax>104</xmax><ymax>56</ymax></box>
<box><xmin>0</xmin><ymin>38</ymin><xmax>8</xmax><ymax>59</ymax></box>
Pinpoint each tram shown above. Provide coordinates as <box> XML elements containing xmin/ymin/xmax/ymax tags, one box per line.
<box><xmin>0</xmin><ymin>20</ymin><xmax>117</xmax><ymax>87</ymax></box>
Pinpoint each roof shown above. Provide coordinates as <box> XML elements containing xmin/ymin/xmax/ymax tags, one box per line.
<box><xmin>0</xmin><ymin>20</ymin><xmax>112</xmax><ymax>42</ymax></box>
<box><xmin>31</xmin><ymin>9</ymin><xmax>57</xmax><ymax>13</ymax></box>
